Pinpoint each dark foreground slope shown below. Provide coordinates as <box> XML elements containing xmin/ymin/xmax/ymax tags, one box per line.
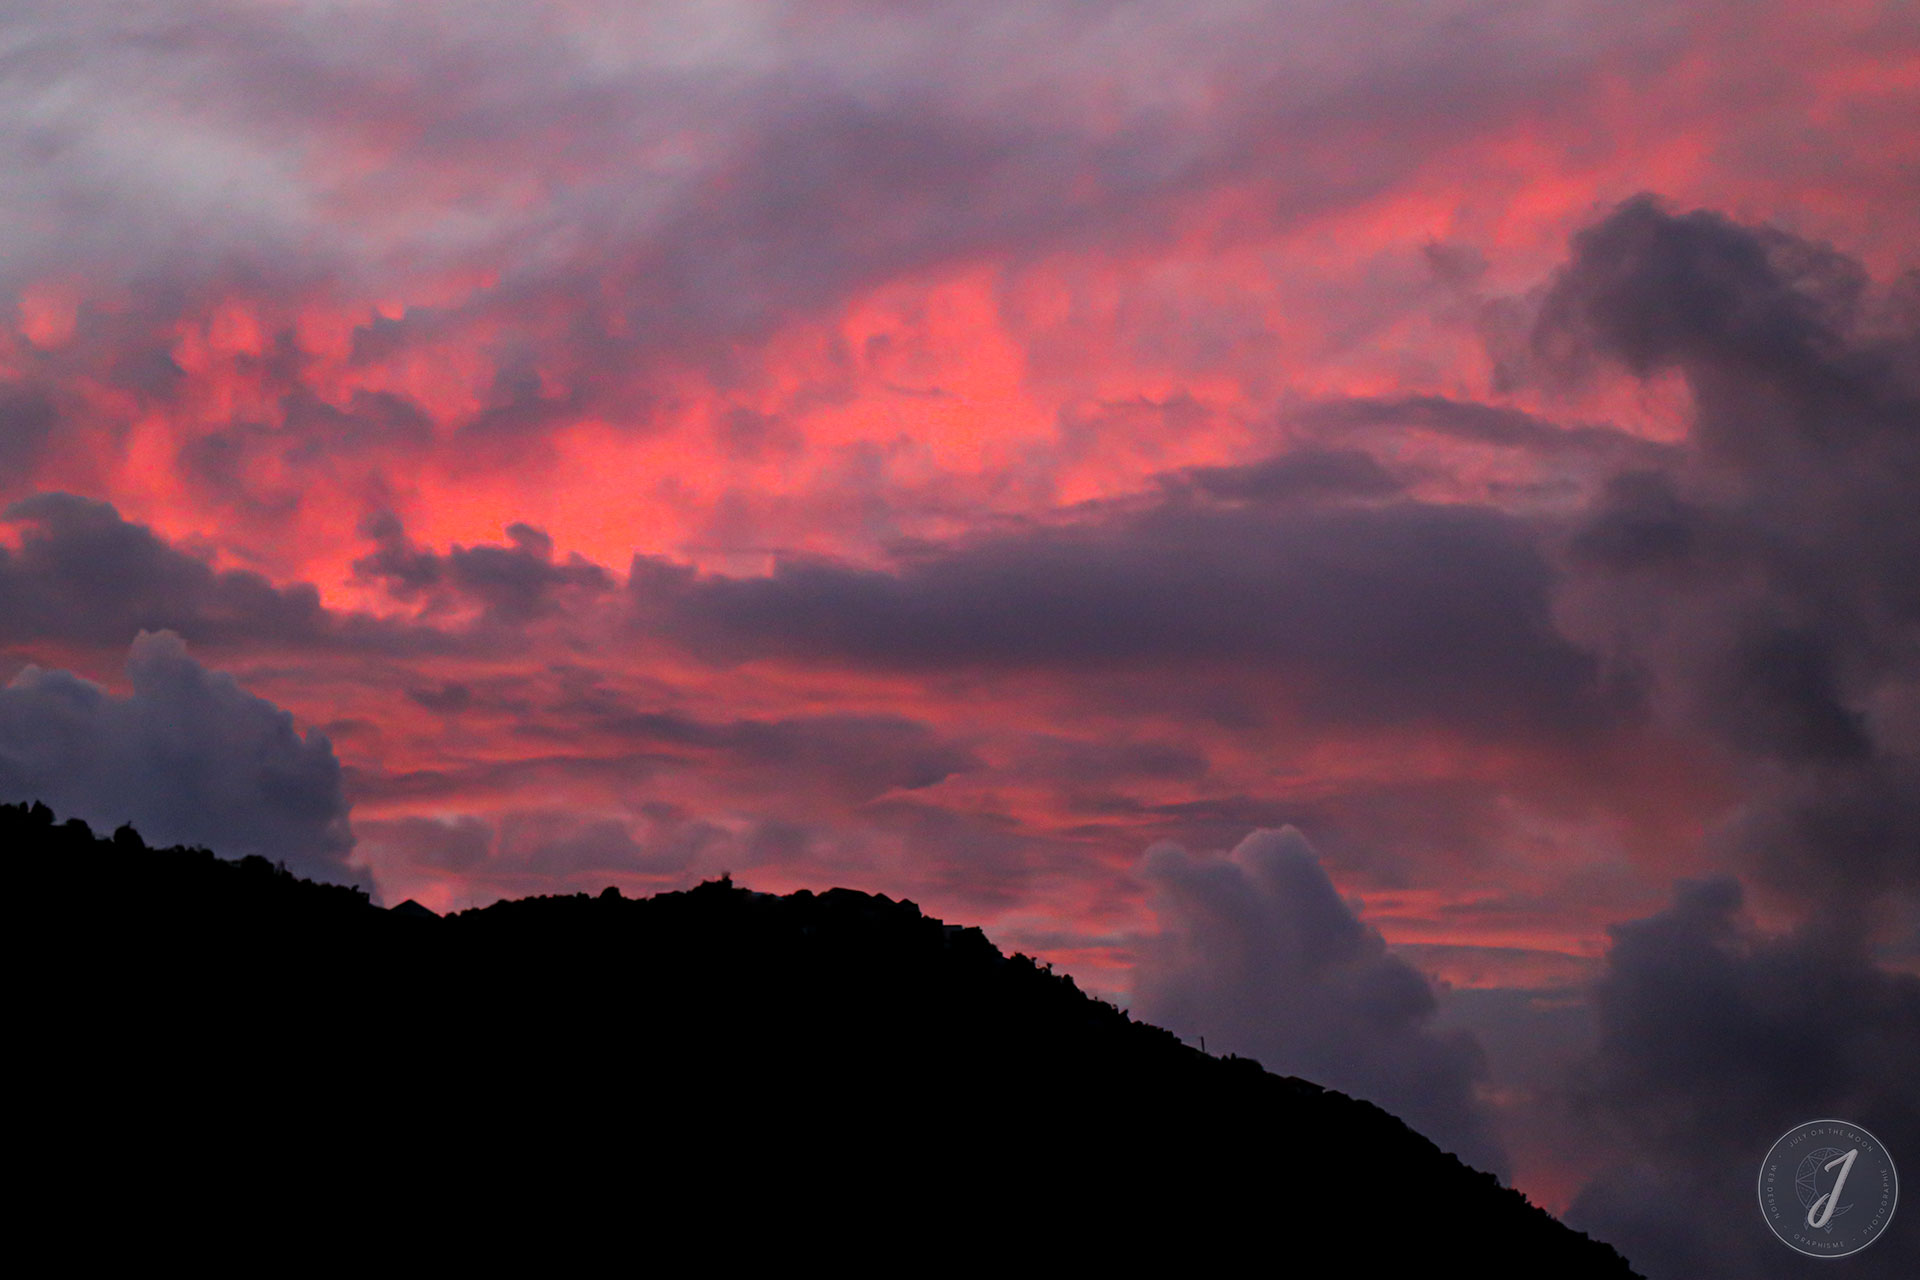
<box><xmin>11</xmin><ymin>802</ymin><xmax>1638</xmax><ymax>1275</ymax></box>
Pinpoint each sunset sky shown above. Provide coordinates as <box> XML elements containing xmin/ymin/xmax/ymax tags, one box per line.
<box><xmin>3</xmin><ymin>4</ymin><xmax>1917</xmax><ymax>1273</ymax></box>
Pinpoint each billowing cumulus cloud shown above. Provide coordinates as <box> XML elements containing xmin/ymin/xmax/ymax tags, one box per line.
<box><xmin>1564</xmin><ymin>879</ymin><xmax>1919</xmax><ymax>1279</ymax></box>
<box><xmin>1132</xmin><ymin>827</ymin><xmax>1507</xmax><ymax>1178</ymax></box>
<box><xmin>0</xmin><ymin>631</ymin><xmax>365</xmax><ymax>888</ymax></box>
<box><xmin>1546</xmin><ymin>198</ymin><xmax>1920</xmax><ymax>914</ymax></box>
<box><xmin>1496</xmin><ymin>196</ymin><xmax>1920</xmax><ymax>1275</ymax></box>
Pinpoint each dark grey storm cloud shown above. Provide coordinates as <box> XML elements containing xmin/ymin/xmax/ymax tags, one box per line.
<box><xmin>0</xmin><ymin>494</ymin><xmax>610</xmax><ymax>656</ymax></box>
<box><xmin>0</xmin><ymin>492</ymin><xmax>454</xmax><ymax>654</ymax></box>
<box><xmin>0</xmin><ymin>630</ymin><xmax>365</xmax><ymax>888</ymax></box>
<box><xmin>631</xmin><ymin>494</ymin><xmax>1602</xmax><ymax>736</ymax></box>
<box><xmin>355</xmin><ymin>512</ymin><xmax>614</xmax><ymax>624</ymax></box>
<box><xmin>1565</xmin><ymin>879</ymin><xmax>1920</xmax><ymax>1279</ymax></box>
<box><xmin>1170</xmin><ymin>446</ymin><xmax>1406</xmax><ymax>505</ymax></box>
<box><xmin>1544</xmin><ymin>197</ymin><xmax>1920</xmax><ymax>913</ymax></box>
<box><xmin>1132</xmin><ymin>827</ymin><xmax>1508</xmax><ymax>1178</ymax></box>
<box><xmin>0</xmin><ymin>384</ymin><xmax>60</xmax><ymax>476</ymax></box>
<box><xmin>1293</xmin><ymin>393</ymin><xmax>1674</xmax><ymax>464</ymax></box>
<box><xmin>0</xmin><ymin>493</ymin><xmax>335</xmax><ymax>648</ymax></box>
<box><xmin>1529</xmin><ymin>197</ymin><xmax>1920</xmax><ymax>1277</ymax></box>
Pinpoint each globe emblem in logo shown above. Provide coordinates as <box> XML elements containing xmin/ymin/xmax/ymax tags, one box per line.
<box><xmin>1759</xmin><ymin>1120</ymin><xmax>1899</xmax><ymax>1258</ymax></box>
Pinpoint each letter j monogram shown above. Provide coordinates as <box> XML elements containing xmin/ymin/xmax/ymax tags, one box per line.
<box><xmin>1808</xmin><ymin>1148</ymin><xmax>1858</xmax><ymax>1230</ymax></box>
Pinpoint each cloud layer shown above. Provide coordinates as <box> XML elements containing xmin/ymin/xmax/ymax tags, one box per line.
<box><xmin>0</xmin><ymin>632</ymin><xmax>363</xmax><ymax>887</ymax></box>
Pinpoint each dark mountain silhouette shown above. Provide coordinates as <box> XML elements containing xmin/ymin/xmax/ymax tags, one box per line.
<box><xmin>10</xmin><ymin>800</ymin><xmax>1639</xmax><ymax>1274</ymax></box>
